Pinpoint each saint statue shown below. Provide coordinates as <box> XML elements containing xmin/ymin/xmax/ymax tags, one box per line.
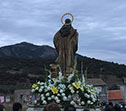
<box><xmin>53</xmin><ymin>13</ymin><xmax>78</xmax><ymax>76</ymax></box>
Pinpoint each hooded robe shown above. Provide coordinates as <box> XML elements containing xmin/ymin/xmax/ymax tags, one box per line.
<box><xmin>54</xmin><ymin>24</ymin><xmax>78</xmax><ymax>75</ymax></box>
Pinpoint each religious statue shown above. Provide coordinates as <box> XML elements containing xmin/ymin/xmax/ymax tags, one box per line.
<box><xmin>53</xmin><ymin>13</ymin><xmax>78</xmax><ymax>76</ymax></box>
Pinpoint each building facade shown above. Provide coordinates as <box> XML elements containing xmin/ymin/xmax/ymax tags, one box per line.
<box><xmin>14</xmin><ymin>89</ymin><xmax>31</xmax><ymax>104</ymax></box>
<box><xmin>87</xmin><ymin>78</ymin><xmax>108</xmax><ymax>103</ymax></box>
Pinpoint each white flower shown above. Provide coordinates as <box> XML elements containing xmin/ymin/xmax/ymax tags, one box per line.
<box><xmin>70</xmin><ymin>101</ymin><xmax>75</xmax><ymax>105</ymax></box>
<box><xmin>90</xmin><ymin>102</ymin><xmax>93</xmax><ymax>105</ymax></box>
<box><xmin>58</xmin><ymin>72</ymin><xmax>63</xmax><ymax>81</ymax></box>
<box><xmin>63</xmin><ymin>96</ymin><xmax>67</xmax><ymax>101</ymax></box>
<box><xmin>91</xmin><ymin>89</ymin><xmax>94</xmax><ymax>92</ymax></box>
<box><xmin>93</xmin><ymin>92</ymin><xmax>97</xmax><ymax>96</ymax></box>
<box><xmin>47</xmin><ymin>97</ymin><xmax>51</xmax><ymax>100</ymax></box>
<box><xmin>68</xmin><ymin>95</ymin><xmax>72</xmax><ymax>99</ymax></box>
<box><xmin>44</xmin><ymin>88</ymin><xmax>48</xmax><ymax>92</ymax></box>
<box><xmin>71</xmin><ymin>90</ymin><xmax>75</xmax><ymax>94</ymax></box>
<box><xmin>55</xmin><ymin>96</ymin><xmax>59</xmax><ymax>101</ymax></box>
<box><xmin>92</xmin><ymin>98</ymin><xmax>96</xmax><ymax>102</ymax></box>
<box><xmin>87</xmin><ymin>100</ymin><xmax>91</xmax><ymax>104</ymax></box>
<box><xmin>51</xmin><ymin>95</ymin><xmax>55</xmax><ymax>99</ymax></box>
<box><xmin>78</xmin><ymin>80</ymin><xmax>81</xmax><ymax>84</ymax></box>
<box><xmin>59</xmin><ymin>84</ymin><xmax>66</xmax><ymax>89</ymax></box>
<box><xmin>85</xmin><ymin>93</ymin><xmax>90</xmax><ymax>98</ymax></box>
<box><xmin>40</xmin><ymin>86</ymin><xmax>44</xmax><ymax>89</ymax></box>
<box><xmin>87</xmin><ymin>84</ymin><xmax>92</xmax><ymax>87</ymax></box>
<box><xmin>34</xmin><ymin>100</ymin><xmax>37</xmax><ymax>104</ymax></box>
<box><xmin>39</xmin><ymin>88</ymin><xmax>42</xmax><ymax>92</ymax></box>
<box><xmin>61</xmin><ymin>93</ymin><xmax>65</xmax><ymax>96</ymax></box>
<box><xmin>48</xmin><ymin>74</ymin><xmax>51</xmax><ymax>79</ymax></box>
<box><xmin>91</xmin><ymin>95</ymin><xmax>94</xmax><ymax>99</ymax></box>
<box><xmin>40</xmin><ymin>82</ymin><xmax>44</xmax><ymax>85</ymax></box>
<box><xmin>56</xmin><ymin>99</ymin><xmax>60</xmax><ymax>103</ymax></box>
<box><xmin>46</xmin><ymin>93</ymin><xmax>50</xmax><ymax>96</ymax></box>
<box><xmin>31</xmin><ymin>89</ymin><xmax>35</xmax><ymax>93</ymax></box>
<box><xmin>48</xmin><ymin>83</ymin><xmax>53</xmax><ymax>87</ymax></box>
<box><xmin>57</xmin><ymin>94</ymin><xmax>60</xmax><ymax>96</ymax></box>
<box><xmin>68</xmin><ymin>74</ymin><xmax>74</xmax><ymax>82</ymax></box>
<box><xmin>41</xmin><ymin>94</ymin><xmax>44</xmax><ymax>97</ymax></box>
<box><xmin>60</xmin><ymin>89</ymin><xmax>64</xmax><ymax>93</ymax></box>
<box><xmin>37</xmin><ymin>81</ymin><xmax>40</xmax><ymax>84</ymax></box>
<box><xmin>41</xmin><ymin>96</ymin><xmax>45</xmax><ymax>100</ymax></box>
<box><xmin>47</xmin><ymin>86</ymin><xmax>50</xmax><ymax>90</ymax></box>
<box><xmin>63</xmin><ymin>84</ymin><xmax>66</xmax><ymax>89</ymax></box>
<box><xmin>77</xmin><ymin>91</ymin><xmax>79</xmax><ymax>93</ymax></box>
<box><xmin>48</xmin><ymin>80</ymin><xmax>51</xmax><ymax>84</ymax></box>
<box><xmin>82</xmin><ymin>74</ymin><xmax>85</xmax><ymax>84</ymax></box>
<box><xmin>52</xmin><ymin>78</ymin><xmax>58</xmax><ymax>83</ymax></box>
<box><xmin>72</xmin><ymin>82</ymin><xmax>75</xmax><ymax>86</ymax></box>
<box><xmin>81</xmin><ymin>101</ymin><xmax>85</xmax><ymax>105</ymax></box>
<box><xmin>68</xmin><ymin>84</ymin><xmax>71</xmax><ymax>87</ymax></box>
<box><xmin>43</xmin><ymin>100</ymin><xmax>47</xmax><ymax>104</ymax></box>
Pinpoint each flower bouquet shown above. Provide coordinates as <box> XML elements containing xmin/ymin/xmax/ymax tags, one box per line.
<box><xmin>31</xmin><ymin>70</ymin><xmax>99</xmax><ymax>107</ymax></box>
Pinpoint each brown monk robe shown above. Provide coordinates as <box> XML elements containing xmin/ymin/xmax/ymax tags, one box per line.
<box><xmin>54</xmin><ymin>19</ymin><xmax>78</xmax><ymax>76</ymax></box>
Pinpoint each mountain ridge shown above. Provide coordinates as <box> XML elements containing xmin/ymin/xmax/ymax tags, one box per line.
<box><xmin>0</xmin><ymin>41</ymin><xmax>125</xmax><ymax>65</ymax></box>
<box><xmin>0</xmin><ymin>42</ymin><xmax>57</xmax><ymax>59</ymax></box>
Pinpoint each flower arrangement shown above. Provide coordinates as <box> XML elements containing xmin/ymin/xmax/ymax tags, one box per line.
<box><xmin>31</xmin><ymin>70</ymin><xmax>99</xmax><ymax>107</ymax></box>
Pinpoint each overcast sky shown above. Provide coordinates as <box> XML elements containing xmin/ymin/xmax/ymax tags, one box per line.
<box><xmin>0</xmin><ymin>0</ymin><xmax>126</xmax><ymax>64</ymax></box>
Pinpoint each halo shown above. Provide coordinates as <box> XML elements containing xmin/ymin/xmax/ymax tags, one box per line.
<box><xmin>61</xmin><ymin>13</ymin><xmax>74</xmax><ymax>25</ymax></box>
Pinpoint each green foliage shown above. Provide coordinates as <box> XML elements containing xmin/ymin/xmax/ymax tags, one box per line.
<box><xmin>77</xmin><ymin>55</ymin><xmax>126</xmax><ymax>77</ymax></box>
<box><xmin>0</xmin><ymin>55</ymin><xmax>126</xmax><ymax>94</ymax></box>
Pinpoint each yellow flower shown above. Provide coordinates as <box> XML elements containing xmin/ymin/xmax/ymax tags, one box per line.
<box><xmin>35</xmin><ymin>87</ymin><xmax>39</xmax><ymax>90</ymax></box>
<box><xmin>32</xmin><ymin>84</ymin><xmax>37</xmax><ymax>89</ymax></box>
<box><xmin>74</xmin><ymin>82</ymin><xmax>81</xmax><ymax>89</ymax></box>
<box><xmin>80</xmin><ymin>87</ymin><xmax>84</xmax><ymax>91</ymax></box>
<box><xmin>69</xmin><ymin>86</ymin><xmax>73</xmax><ymax>90</ymax></box>
<box><xmin>50</xmin><ymin>87</ymin><xmax>58</xmax><ymax>94</ymax></box>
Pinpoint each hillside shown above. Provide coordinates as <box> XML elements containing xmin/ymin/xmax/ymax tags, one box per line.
<box><xmin>0</xmin><ymin>42</ymin><xmax>57</xmax><ymax>59</ymax></box>
<box><xmin>0</xmin><ymin>42</ymin><xmax>126</xmax><ymax>93</ymax></box>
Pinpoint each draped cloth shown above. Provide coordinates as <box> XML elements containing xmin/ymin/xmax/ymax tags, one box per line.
<box><xmin>54</xmin><ymin>25</ymin><xmax>78</xmax><ymax>76</ymax></box>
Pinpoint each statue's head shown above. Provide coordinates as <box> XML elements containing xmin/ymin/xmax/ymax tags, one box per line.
<box><xmin>60</xmin><ymin>19</ymin><xmax>72</xmax><ymax>37</ymax></box>
<box><xmin>65</xmin><ymin>19</ymin><xmax>71</xmax><ymax>24</ymax></box>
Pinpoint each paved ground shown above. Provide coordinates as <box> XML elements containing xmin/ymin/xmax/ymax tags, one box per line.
<box><xmin>3</xmin><ymin>103</ymin><xmax>102</xmax><ymax>111</ymax></box>
<box><xmin>3</xmin><ymin>103</ymin><xmax>28</xmax><ymax>111</ymax></box>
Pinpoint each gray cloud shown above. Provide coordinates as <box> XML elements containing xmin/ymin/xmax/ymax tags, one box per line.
<box><xmin>0</xmin><ymin>0</ymin><xmax>126</xmax><ymax>64</ymax></box>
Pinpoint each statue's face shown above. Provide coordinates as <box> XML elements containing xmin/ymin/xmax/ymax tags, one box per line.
<box><xmin>65</xmin><ymin>19</ymin><xmax>71</xmax><ymax>24</ymax></box>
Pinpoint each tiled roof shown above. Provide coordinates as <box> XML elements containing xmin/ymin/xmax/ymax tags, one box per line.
<box><xmin>87</xmin><ymin>78</ymin><xmax>106</xmax><ymax>86</ymax></box>
<box><xmin>108</xmin><ymin>90</ymin><xmax>123</xmax><ymax>100</ymax></box>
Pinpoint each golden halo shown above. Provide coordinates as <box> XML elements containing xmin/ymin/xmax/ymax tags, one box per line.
<box><xmin>61</xmin><ymin>13</ymin><xmax>74</xmax><ymax>25</ymax></box>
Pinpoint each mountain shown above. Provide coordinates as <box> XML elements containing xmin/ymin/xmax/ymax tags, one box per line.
<box><xmin>0</xmin><ymin>42</ymin><xmax>57</xmax><ymax>59</ymax></box>
<box><xmin>0</xmin><ymin>42</ymin><xmax>126</xmax><ymax>93</ymax></box>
